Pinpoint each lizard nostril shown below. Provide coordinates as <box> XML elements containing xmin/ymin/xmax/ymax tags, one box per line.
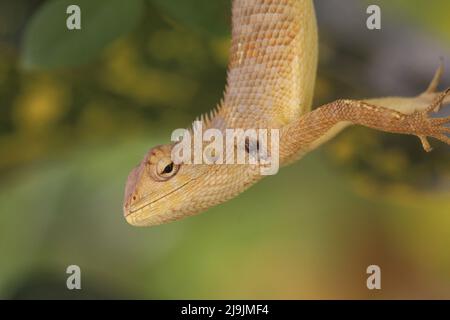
<box><xmin>124</xmin><ymin>194</ymin><xmax>138</xmax><ymax>216</ymax></box>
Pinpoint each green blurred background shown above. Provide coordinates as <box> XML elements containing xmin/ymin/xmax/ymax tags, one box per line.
<box><xmin>0</xmin><ymin>0</ymin><xmax>449</xmax><ymax>299</ymax></box>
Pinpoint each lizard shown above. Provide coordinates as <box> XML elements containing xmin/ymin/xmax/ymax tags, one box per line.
<box><xmin>123</xmin><ymin>0</ymin><xmax>450</xmax><ymax>227</ymax></box>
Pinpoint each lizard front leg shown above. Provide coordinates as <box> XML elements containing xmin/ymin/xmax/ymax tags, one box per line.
<box><xmin>280</xmin><ymin>88</ymin><xmax>450</xmax><ymax>162</ymax></box>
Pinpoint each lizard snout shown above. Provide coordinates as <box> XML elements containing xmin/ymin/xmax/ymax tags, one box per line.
<box><xmin>123</xmin><ymin>193</ymin><xmax>136</xmax><ymax>217</ymax></box>
<box><xmin>123</xmin><ymin>165</ymin><xmax>143</xmax><ymax>217</ymax></box>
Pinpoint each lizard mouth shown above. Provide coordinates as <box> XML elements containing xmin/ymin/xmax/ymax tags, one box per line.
<box><xmin>124</xmin><ymin>180</ymin><xmax>192</xmax><ymax>220</ymax></box>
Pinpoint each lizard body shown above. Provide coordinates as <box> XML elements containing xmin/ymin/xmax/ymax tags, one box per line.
<box><xmin>124</xmin><ymin>0</ymin><xmax>450</xmax><ymax>227</ymax></box>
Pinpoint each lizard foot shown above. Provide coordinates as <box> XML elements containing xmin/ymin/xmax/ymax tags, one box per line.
<box><xmin>408</xmin><ymin>87</ymin><xmax>450</xmax><ymax>152</ymax></box>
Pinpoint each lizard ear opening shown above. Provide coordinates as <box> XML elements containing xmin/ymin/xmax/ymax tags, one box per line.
<box><xmin>244</xmin><ymin>138</ymin><xmax>260</xmax><ymax>155</ymax></box>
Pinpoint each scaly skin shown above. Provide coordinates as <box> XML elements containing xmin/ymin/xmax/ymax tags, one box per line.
<box><xmin>123</xmin><ymin>0</ymin><xmax>450</xmax><ymax>227</ymax></box>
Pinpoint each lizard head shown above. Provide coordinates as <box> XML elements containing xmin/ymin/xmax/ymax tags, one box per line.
<box><xmin>123</xmin><ymin>143</ymin><xmax>259</xmax><ymax>226</ymax></box>
<box><xmin>123</xmin><ymin>144</ymin><xmax>196</xmax><ymax>226</ymax></box>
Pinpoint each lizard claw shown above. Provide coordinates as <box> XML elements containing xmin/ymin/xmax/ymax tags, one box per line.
<box><xmin>418</xmin><ymin>135</ymin><xmax>433</xmax><ymax>152</ymax></box>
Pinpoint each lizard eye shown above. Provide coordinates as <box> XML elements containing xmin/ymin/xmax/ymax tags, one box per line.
<box><xmin>153</xmin><ymin>158</ymin><xmax>179</xmax><ymax>181</ymax></box>
<box><xmin>162</xmin><ymin>162</ymin><xmax>174</xmax><ymax>174</ymax></box>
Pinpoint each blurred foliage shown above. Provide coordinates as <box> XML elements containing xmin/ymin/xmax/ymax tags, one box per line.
<box><xmin>377</xmin><ymin>0</ymin><xmax>450</xmax><ymax>38</ymax></box>
<box><xmin>150</xmin><ymin>0</ymin><xmax>231</xmax><ymax>37</ymax></box>
<box><xmin>0</xmin><ymin>0</ymin><xmax>449</xmax><ymax>299</ymax></box>
<box><xmin>22</xmin><ymin>0</ymin><xmax>144</xmax><ymax>69</ymax></box>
